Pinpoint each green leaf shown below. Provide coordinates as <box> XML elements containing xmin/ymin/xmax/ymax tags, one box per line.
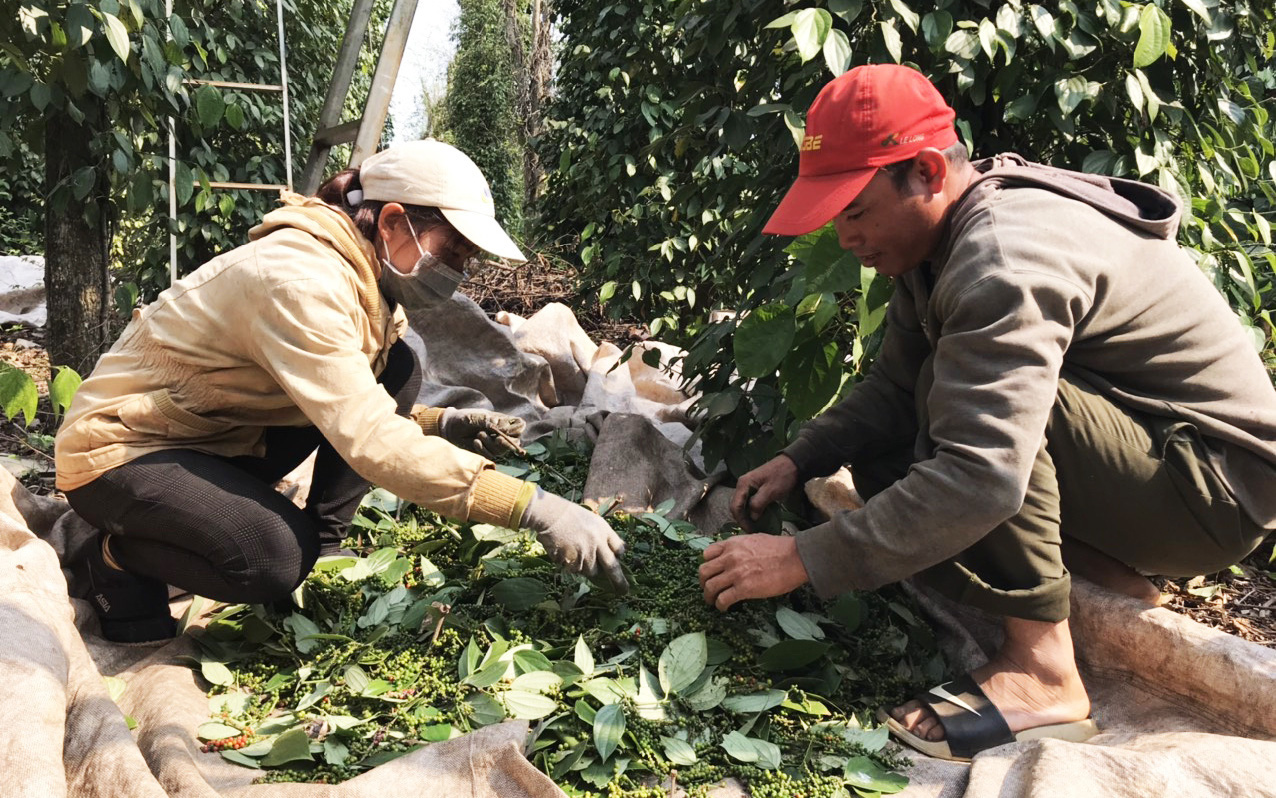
<box><xmin>921</xmin><ymin>10</ymin><xmax>953</xmax><ymax>47</ymax></box>
<box><xmin>888</xmin><ymin>0</ymin><xmax>920</xmax><ymax>33</ymax></box>
<box><xmin>465</xmin><ymin>692</ymin><xmax>506</xmax><ymax>726</ymax></box>
<box><xmin>733</xmin><ymin>303</ymin><xmax>795</xmax><ymax>378</ymax></box>
<box><xmin>598</xmin><ymin>281</ymin><xmax>616</xmax><ymax>304</ymax></box>
<box><xmin>758</xmin><ymin>639</ymin><xmax>831</xmax><ymax>671</ymax></box>
<box><xmin>1054</xmin><ymin>75</ymin><xmax>1088</xmax><ymax>116</ymax></box>
<box><xmin>575</xmin><ymin>699</ymin><xmax>597</xmax><ymax>725</ymax></box>
<box><xmin>721</xmin><ymin>689</ymin><xmax>788</xmax><ymax>714</ymax></box>
<box><xmin>1124</xmin><ymin>72</ymin><xmax>1144</xmax><ymax>113</ymax></box>
<box><xmin>580</xmin><ymin>677</ymin><xmax>629</xmax><ymax>705</ymax></box>
<box><xmin>502</xmin><ymin>689</ymin><xmax>559</xmax><ymax>720</ymax></box>
<box><xmin>790</xmin><ymin>9</ymin><xmax>833</xmax><ymax>62</ymax></box>
<box><xmin>593</xmin><ymin>703</ymin><xmax>625</xmax><ymax>761</ymax></box>
<box><xmin>224</xmin><ymin>102</ymin><xmax>245</xmax><ymax>130</ymax></box>
<box><xmin>840</xmin><ymin>725</ymin><xmax>890</xmax><ymax>752</ymax></box>
<box><xmin>880</xmin><ymin>20</ymin><xmax>903</xmax><ymax>63</ymax></box>
<box><xmin>195</xmin><ymin>84</ymin><xmax>225</xmax><ymax>128</ymax></box>
<box><xmin>260</xmin><ymin>728</ymin><xmax>313</xmax><ymax>767</ymax></box>
<box><xmin>775</xmin><ymin>606</ymin><xmax>826</xmax><ymax>640</ymax></box>
<box><xmin>765</xmin><ymin>12</ymin><xmax>796</xmax><ymax>29</ymax></box>
<box><xmin>574</xmin><ymin>635</ymin><xmax>595</xmax><ymax>676</ymax></box>
<box><xmin>843</xmin><ymin>755</ymin><xmax>908</xmax><ymax>793</ymax></box>
<box><xmin>220</xmin><ymin>750</ymin><xmax>261</xmax><ymax>768</ymax></box>
<box><xmin>806</xmin><ymin>251</ymin><xmax>860</xmax><ymax>294</ymax></box>
<box><xmin>978</xmin><ymin>18</ymin><xmax>997</xmax><ymax>60</ymax></box>
<box><xmin>513</xmin><ymin>649</ymin><xmax>554</xmax><ymax>674</ymax></box>
<box><xmin>657</xmin><ymin>631</ymin><xmax>708</xmax><ymax>696</ymax></box>
<box><xmin>828</xmin><ymin>0</ymin><xmax>863</xmax><ymax>24</ymax></box>
<box><xmin>49</xmin><ymin>367</ymin><xmax>82</xmax><ymax>418</ymax></box>
<box><xmin>197</xmin><ymin>721</ymin><xmax>242</xmax><ymax>741</ymax></box>
<box><xmin>169</xmin><ymin>14</ymin><xmax>190</xmax><ymax>49</ymax></box>
<box><xmin>0</xmin><ymin>364</ymin><xmax>39</xmax><ymax>425</ymax></box>
<box><xmin>175</xmin><ymin>161</ymin><xmax>194</xmax><ymax>206</ymax></box>
<box><xmin>1004</xmin><ymin>93</ymin><xmax>1039</xmax><ymax>122</ymax></box>
<box><xmin>822</xmin><ymin>29</ymin><xmax>851</xmax><ymax>76</ymax></box>
<box><xmin>1133</xmin><ymin>5</ymin><xmax>1171</xmax><ymax>68</ymax></box>
<box><xmin>683</xmin><ymin>676</ymin><xmax>728</xmax><ymax>711</ymax></box>
<box><xmin>343</xmin><ymin>664</ymin><xmax>370</xmax><ymax>693</ymax></box>
<box><xmin>510</xmin><ymin>671</ymin><xmax>563</xmax><ymax>694</ymax></box>
<box><xmin>101</xmin><ymin>13</ymin><xmax>130</xmax><ymax>62</ymax></box>
<box><xmin>200</xmin><ymin>660</ymin><xmax>235</xmax><ymax>687</ymax></box>
<box><xmin>828</xmin><ymin>594</ymin><xmax>864</xmax><ymax>633</ymax></box>
<box><xmin>721</xmin><ymin>731</ymin><xmax>781</xmax><ymax>769</ymax></box>
<box><xmin>463</xmin><ymin>656</ymin><xmax>509</xmax><ymax>688</ymax></box>
<box><xmin>65</xmin><ymin>4</ymin><xmax>94</xmax><ymax>48</ymax></box>
<box><xmin>662</xmin><ymin>736</ymin><xmax>698</xmax><ymax>766</ymax></box>
<box><xmin>324</xmin><ymin>737</ymin><xmax>349</xmax><ymax>766</ymax></box>
<box><xmin>778</xmin><ymin>338</ymin><xmax>842</xmax><ymax>421</ymax></box>
<box><xmin>284</xmin><ymin>613</ymin><xmax>322</xmax><ymax>654</ymax></box>
<box><xmin>71</xmin><ymin>166</ymin><xmax>96</xmax><ymax>200</ymax></box>
<box><xmin>491</xmin><ymin>577</ymin><xmax>549</xmax><ymax>611</ymax></box>
<box><xmin>104</xmin><ymin>676</ymin><xmax>127</xmax><ymax>702</ymax></box>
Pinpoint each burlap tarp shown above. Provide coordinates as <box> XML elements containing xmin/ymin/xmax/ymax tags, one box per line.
<box><xmin>2</xmin><ymin>297</ymin><xmax>1274</xmax><ymax>797</ymax></box>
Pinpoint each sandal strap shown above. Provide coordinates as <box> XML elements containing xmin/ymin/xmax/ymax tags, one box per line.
<box><xmin>918</xmin><ymin>673</ymin><xmax>1014</xmax><ymax>759</ymax></box>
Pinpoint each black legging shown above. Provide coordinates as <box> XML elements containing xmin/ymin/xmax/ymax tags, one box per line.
<box><xmin>65</xmin><ymin>340</ymin><xmax>421</xmax><ymax>603</ymax></box>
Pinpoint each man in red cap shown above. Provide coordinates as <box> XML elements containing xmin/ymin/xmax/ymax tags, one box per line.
<box><xmin>699</xmin><ymin>64</ymin><xmax>1276</xmax><ymax>761</ymax></box>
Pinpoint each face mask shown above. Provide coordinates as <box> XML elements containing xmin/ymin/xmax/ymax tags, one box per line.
<box><xmin>378</xmin><ymin>216</ymin><xmax>473</xmax><ymax>309</ymax></box>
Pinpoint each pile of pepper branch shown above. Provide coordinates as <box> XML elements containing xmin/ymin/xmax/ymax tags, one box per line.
<box><xmin>188</xmin><ymin>433</ymin><xmax>943</xmax><ymax>797</ymax></box>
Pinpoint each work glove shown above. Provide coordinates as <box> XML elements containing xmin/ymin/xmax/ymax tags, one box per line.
<box><xmin>439</xmin><ymin>408</ymin><xmax>526</xmax><ymax>457</ymax></box>
<box><xmin>521</xmin><ymin>489</ymin><xmax>629</xmax><ymax>593</ymax></box>
<box><xmin>413</xmin><ymin>405</ymin><xmax>526</xmax><ymax>457</ymax></box>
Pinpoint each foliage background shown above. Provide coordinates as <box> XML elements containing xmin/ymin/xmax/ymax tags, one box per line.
<box><xmin>1</xmin><ymin>0</ymin><xmax>393</xmax><ymax>309</ymax></box>
<box><xmin>441</xmin><ymin>0</ymin><xmax>526</xmax><ymax>237</ymax></box>
<box><xmin>535</xmin><ymin>0</ymin><xmax>1276</xmax><ymax>475</ymax></box>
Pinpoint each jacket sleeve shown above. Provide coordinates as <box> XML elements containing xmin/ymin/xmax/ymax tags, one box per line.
<box><xmin>794</xmin><ymin>258</ymin><xmax>1093</xmax><ymax>597</ymax></box>
<box><xmin>782</xmin><ymin>276</ymin><xmax>931</xmax><ymax>480</ymax></box>
<box><xmin>246</xmin><ymin>274</ymin><xmax>525</xmax><ymax>526</ymax></box>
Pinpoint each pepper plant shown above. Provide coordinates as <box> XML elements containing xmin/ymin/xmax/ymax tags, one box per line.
<box><xmin>191</xmin><ymin>434</ymin><xmax>938</xmax><ymax>795</ymax></box>
<box><xmin>538</xmin><ymin>0</ymin><xmax>1276</xmax><ymax>476</ymax></box>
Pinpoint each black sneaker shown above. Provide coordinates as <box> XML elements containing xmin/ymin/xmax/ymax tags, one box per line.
<box><xmin>80</xmin><ymin>534</ymin><xmax>177</xmax><ymax>644</ymax></box>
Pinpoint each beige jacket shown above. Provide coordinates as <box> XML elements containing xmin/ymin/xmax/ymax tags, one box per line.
<box><xmin>55</xmin><ymin>193</ymin><xmax>527</xmax><ymax>527</ymax></box>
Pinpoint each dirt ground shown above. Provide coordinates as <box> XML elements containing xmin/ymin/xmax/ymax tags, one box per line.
<box><xmin>2</xmin><ymin>265</ymin><xmax>1273</xmax><ymax>649</ymax></box>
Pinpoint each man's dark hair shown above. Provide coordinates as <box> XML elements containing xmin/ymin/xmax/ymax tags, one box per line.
<box><xmin>880</xmin><ymin>141</ymin><xmax>970</xmax><ymax>192</ymax></box>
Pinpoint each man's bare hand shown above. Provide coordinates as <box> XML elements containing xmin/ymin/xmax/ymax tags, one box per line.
<box><xmin>699</xmin><ymin>533</ymin><xmax>809</xmax><ymax>611</ymax></box>
<box><xmin>730</xmin><ymin>455</ymin><xmax>799</xmax><ymax>531</ymax></box>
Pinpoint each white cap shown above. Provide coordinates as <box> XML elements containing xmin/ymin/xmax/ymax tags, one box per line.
<box><xmin>359</xmin><ymin>139</ymin><xmax>526</xmax><ymax>262</ymax></box>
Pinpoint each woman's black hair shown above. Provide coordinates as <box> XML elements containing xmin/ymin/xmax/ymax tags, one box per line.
<box><xmin>315</xmin><ymin>168</ymin><xmax>448</xmax><ymax>242</ymax></box>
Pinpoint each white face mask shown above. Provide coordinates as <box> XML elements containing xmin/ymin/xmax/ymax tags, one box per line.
<box><xmin>378</xmin><ymin>216</ymin><xmax>476</xmax><ymax>309</ymax></box>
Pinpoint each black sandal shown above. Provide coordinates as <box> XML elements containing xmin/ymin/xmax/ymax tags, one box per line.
<box><xmin>877</xmin><ymin>673</ymin><xmax>1098</xmax><ymax>762</ymax></box>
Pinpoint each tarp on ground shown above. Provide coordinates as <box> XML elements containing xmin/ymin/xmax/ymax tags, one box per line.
<box><xmin>1</xmin><ymin>298</ymin><xmax>1274</xmax><ymax>797</ymax></box>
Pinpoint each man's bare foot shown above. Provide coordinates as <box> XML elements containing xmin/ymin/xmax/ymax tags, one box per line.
<box><xmin>889</xmin><ymin>617</ymin><xmax>1092</xmax><ymax>742</ymax></box>
<box><xmin>1062</xmin><ymin>538</ymin><xmax>1163</xmax><ymax>606</ymax></box>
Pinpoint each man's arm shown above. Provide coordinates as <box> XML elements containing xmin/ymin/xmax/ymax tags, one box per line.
<box><xmin>794</xmin><ymin>266</ymin><xmax>1092</xmax><ymax>598</ymax></box>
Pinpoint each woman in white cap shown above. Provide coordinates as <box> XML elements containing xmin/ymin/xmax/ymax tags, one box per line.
<box><xmin>54</xmin><ymin>139</ymin><xmax>627</xmax><ymax>642</ymax></box>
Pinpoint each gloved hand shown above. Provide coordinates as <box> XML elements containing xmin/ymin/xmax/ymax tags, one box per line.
<box><xmin>521</xmin><ymin>489</ymin><xmax>629</xmax><ymax>593</ymax></box>
<box><xmin>439</xmin><ymin>408</ymin><xmax>526</xmax><ymax>457</ymax></box>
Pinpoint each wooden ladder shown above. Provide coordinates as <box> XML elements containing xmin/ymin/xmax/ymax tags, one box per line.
<box><xmin>297</xmin><ymin>0</ymin><xmax>422</xmax><ymax>195</ymax></box>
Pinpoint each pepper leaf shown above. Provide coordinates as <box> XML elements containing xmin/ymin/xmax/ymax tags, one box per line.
<box><xmin>658</xmin><ymin>631</ymin><xmax>708</xmax><ymax>695</ymax></box>
<box><xmin>593</xmin><ymin>703</ymin><xmax>626</xmax><ymax>761</ymax></box>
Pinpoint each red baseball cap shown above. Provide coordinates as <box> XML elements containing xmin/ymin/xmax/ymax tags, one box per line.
<box><xmin>763</xmin><ymin>64</ymin><xmax>958</xmax><ymax>236</ymax></box>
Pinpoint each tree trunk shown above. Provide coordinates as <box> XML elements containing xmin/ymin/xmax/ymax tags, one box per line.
<box><xmin>504</xmin><ymin>0</ymin><xmax>552</xmax><ymax>214</ymax></box>
<box><xmin>44</xmin><ymin>112</ymin><xmax>111</xmax><ymax>375</ymax></box>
